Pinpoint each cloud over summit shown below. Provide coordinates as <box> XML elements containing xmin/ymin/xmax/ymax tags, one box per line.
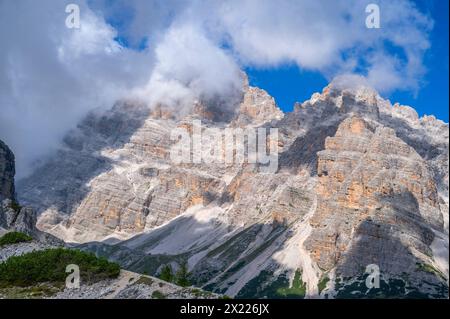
<box><xmin>0</xmin><ymin>0</ymin><xmax>433</xmax><ymax>176</ymax></box>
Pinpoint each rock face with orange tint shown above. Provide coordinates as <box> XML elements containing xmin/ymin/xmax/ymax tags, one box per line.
<box><xmin>305</xmin><ymin>116</ymin><xmax>444</xmax><ymax>280</ymax></box>
<box><xmin>15</xmin><ymin>78</ymin><xmax>449</xmax><ymax>298</ymax></box>
<box><xmin>56</xmin><ymin>165</ymin><xmax>224</xmax><ymax>242</ymax></box>
<box><xmin>233</xmin><ymin>86</ymin><xmax>284</xmax><ymax>127</ymax></box>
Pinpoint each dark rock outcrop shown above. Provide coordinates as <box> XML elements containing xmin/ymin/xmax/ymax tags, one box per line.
<box><xmin>0</xmin><ymin>139</ymin><xmax>15</xmax><ymax>201</ymax></box>
<box><xmin>0</xmin><ymin>139</ymin><xmax>62</xmax><ymax>244</ymax></box>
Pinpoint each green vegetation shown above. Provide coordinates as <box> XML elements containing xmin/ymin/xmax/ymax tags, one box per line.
<box><xmin>276</xmin><ymin>269</ymin><xmax>307</xmax><ymax>298</ymax></box>
<box><xmin>159</xmin><ymin>264</ymin><xmax>174</xmax><ymax>283</ymax></box>
<box><xmin>0</xmin><ymin>232</ymin><xmax>32</xmax><ymax>247</ymax></box>
<box><xmin>237</xmin><ymin>269</ymin><xmax>306</xmax><ymax>299</ymax></box>
<box><xmin>156</xmin><ymin>261</ymin><xmax>191</xmax><ymax>287</ymax></box>
<box><xmin>0</xmin><ymin>283</ymin><xmax>60</xmax><ymax>299</ymax></box>
<box><xmin>416</xmin><ymin>262</ymin><xmax>446</xmax><ymax>279</ymax></box>
<box><xmin>318</xmin><ymin>275</ymin><xmax>330</xmax><ymax>294</ymax></box>
<box><xmin>0</xmin><ymin>248</ymin><xmax>120</xmax><ymax>288</ymax></box>
<box><xmin>151</xmin><ymin>290</ymin><xmax>166</xmax><ymax>299</ymax></box>
<box><xmin>134</xmin><ymin>276</ymin><xmax>154</xmax><ymax>286</ymax></box>
<box><xmin>189</xmin><ymin>287</ymin><xmax>215</xmax><ymax>298</ymax></box>
<box><xmin>175</xmin><ymin>260</ymin><xmax>191</xmax><ymax>287</ymax></box>
<box><xmin>128</xmin><ymin>251</ymin><xmax>189</xmax><ymax>279</ymax></box>
<box><xmin>9</xmin><ymin>201</ymin><xmax>22</xmax><ymax>212</ymax></box>
<box><xmin>334</xmin><ymin>274</ymin><xmax>448</xmax><ymax>299</ymax></box>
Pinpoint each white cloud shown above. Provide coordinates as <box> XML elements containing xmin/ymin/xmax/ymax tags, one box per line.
<box><xmin>0</xmin><ymin>0</ymin><xmax>152</xmax><ymax>177</ymax></box>
<box><xmin>200</xmin><ymin>0</ymin><xmax>431</xmax><ymax>92</ymax></box>
<box><xmin>136</xmin><ymin>24</ymin><xmax>243</xmax><ymax>115</ymax></box>
<box><xmin>58</xmin><ymin>10</ymin><xmax>121</xmax><ymax>58</ymax></box>
<box><xmin>0</xmin><ymin>0</ymin><xmax>434</xmax><ymax>177</ymax></box>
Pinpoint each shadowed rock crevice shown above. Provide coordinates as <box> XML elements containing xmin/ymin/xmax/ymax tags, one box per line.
<box><xmin>379</xmin><ymin>112</ymin><xmax>449</xmax><ymax>201</ymax></box>
<box><xmin>303</xmin><ymin>116</ymin><xmax>447</xmax><ymax>297</ymax></box>
<box><xmin>336</xmin><ymin>191</ymin><xmax>434</xmax><ymax>277</ymax></box>
<box><xmin>334</xmin><ymin>192</ymin><xmax>448</xmax><ymax>298</ymax></box>
<box><xmin>278</xmin><ymin>122</ymin><xmax>340</xmax><ymax>175</ymax></box>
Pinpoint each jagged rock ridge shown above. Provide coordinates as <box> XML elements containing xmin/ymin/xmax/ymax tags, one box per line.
<box><xmin>16</xmin><ymin>80</ymin><xmax>449</xmax><ymax>298</ymax></box>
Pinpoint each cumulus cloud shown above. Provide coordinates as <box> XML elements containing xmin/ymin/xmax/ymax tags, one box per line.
<box><xmin>0</xmin><ymin>0</ymin><xmax>433</xmax><ymax>177</ymax></box>
<box><xmin>201</xmin><ymin>0</ymin><xmax>431</xmax><ymax>92</ymax></box>
<box><xmin>330</xmin><ymin>74</ymin><xmax>372</xmax><ymax>91</ymax></box>
<box><xmin>135</xmin><ymin>24</ymin><xmax>244</xmax><ymax>116</ymax></box>
<box><xmin>0</xmin><ymin>0</ymin><xmax>152</xmax><ymax>177</ymax></box>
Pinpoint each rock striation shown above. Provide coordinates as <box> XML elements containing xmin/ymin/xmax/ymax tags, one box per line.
<box><xmin>15</xmin><ymin>80</ymin><xmax>449</xmax><ymax>298</ymax></box>
<box><xmin>305</xmin><ymin>117</ymin><xmax>443</xmax><ymax>282</ymax></box>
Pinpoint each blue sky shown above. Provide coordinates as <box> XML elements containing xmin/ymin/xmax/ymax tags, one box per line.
<box><xmin>246</xmin><ymin>0</ymin><xmax>449</xmax><ymax>122</ymax></box>
<box><xmin>99</xmin><ymin>0</ymin><xmax>448</xmax><ymax>121</ymax></box>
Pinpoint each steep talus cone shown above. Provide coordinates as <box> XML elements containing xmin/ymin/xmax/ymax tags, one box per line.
<box><xmin>305</xmin><ymin>116</ymin><xmax>444</xmax><ymax>278</ymax></box>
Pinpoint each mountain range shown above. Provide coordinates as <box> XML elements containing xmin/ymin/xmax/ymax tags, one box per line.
<box><xmin>1</xmin><ymin>76</ymin><xmax>448</xmax><ymax>298</ymax></box>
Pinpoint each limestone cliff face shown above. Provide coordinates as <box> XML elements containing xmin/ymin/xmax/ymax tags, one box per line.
<box><xmin>305</xmin><ymin>117</ymin><xmax>443</xmax><ymax>277</ymax></box>
<box><xmin>17</xmin><ymin>84</ymin><xmax>287</xmax><ymax>243</ymax></box>
<box><xmin>16</xmin><ymin>81</ymin><xmax>449</xmax><ymax>298</ymax></box>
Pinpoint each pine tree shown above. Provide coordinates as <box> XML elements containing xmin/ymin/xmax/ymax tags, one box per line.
<box><xmin>159</xmin><ymin>264</ymin><xmax>173</xmax><ymax>283</ymax></box>
<box><xmin>175</xmin><ymin>260</ymin><xmax>190</xmax><ymax>287</ymax></box>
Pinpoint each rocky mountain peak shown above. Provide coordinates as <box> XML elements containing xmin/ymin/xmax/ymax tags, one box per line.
<box><xmin>295</xmin><ymin>81</ymin><xmax>380</xmax><ymax>122</ymax></box>
<box><xmin>233</xmin><ymin>86</ymin><xmax>284</xmax><ymax>126</ymax></box>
